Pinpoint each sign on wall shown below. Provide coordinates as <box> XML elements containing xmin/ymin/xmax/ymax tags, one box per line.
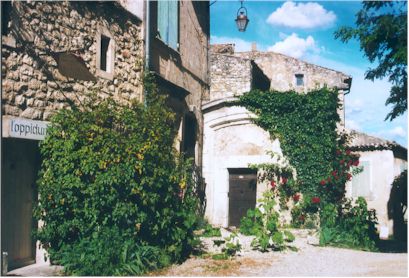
<box><xmin>2</xmin><ymin>116</ymin><xmax>49</xmax><ymax>140</ymax></box>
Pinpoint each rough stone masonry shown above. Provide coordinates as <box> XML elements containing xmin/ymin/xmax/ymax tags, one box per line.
<box><xmin>2</xmin><ymin>1</ymin><xmax>144</xmax><ymax>121</ymax></box>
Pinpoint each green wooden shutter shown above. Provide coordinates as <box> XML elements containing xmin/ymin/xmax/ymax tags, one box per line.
<box><xmin>168</xmin><ymin>0</ymin><xmax>179</xmax><ymax>49</ymax></box>
<box><xmin>157</xmin><ymin>0</ymin><xmax>169</xmax><ymax>42</ymax></box>
<box><xmin>352</xmin><ymin>161</ymin><xmax>371</xmax><ymax>197</ymax></box>
<box><xmin>157</xmin><ymin>0</ymin><xmax>178</xmax><ymax>50</ymax></box>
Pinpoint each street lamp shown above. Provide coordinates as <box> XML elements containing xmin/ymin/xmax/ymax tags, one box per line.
<box><xmin>235</xmin><ymin>1</ymin><xmax>249</xmax><ymax>32</ymax></box>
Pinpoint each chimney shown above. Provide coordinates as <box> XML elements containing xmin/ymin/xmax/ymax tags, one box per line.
<box><xmin>251</xmin><ymin>42</ymin><xmax>257</xmax><ymax>52</ymax></box>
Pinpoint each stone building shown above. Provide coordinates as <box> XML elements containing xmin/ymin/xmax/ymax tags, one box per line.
<box><xmin>203</xmin><ymin>44</ymin><xmax>351</xmax><ymax>227</ymax></box>
<box><xmin>1</xmin><ymin>0</ymin><xmax>209</xmax><ymax>271</ymax></box>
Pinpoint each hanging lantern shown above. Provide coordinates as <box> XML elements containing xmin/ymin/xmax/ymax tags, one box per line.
<box><xmin>235</xmin><ymin>1</ymin><xmax>249</xmax><ymax>32</ymax></box>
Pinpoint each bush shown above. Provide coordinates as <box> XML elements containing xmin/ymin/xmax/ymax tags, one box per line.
<box><xmin>319</xmin><ymin>197</ymin><xmax>378</xmax><ymax>251</ymax></box>
<box><xmin>34</xmin><ymin>76</ymin><xmax>199</xmax><ymax>274</ymax></box>
<box><xmin>240</xmin><ymin>190</ymin><xmax>294</xmax><ymax>252</ymax></box>
<box><xmin>57</xmin><ymin>226</ymin><xmax>170</xmax><ymax>276</ymax></box>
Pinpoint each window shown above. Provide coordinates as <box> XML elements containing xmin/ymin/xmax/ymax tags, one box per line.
<box><xmin>96</xmin><ymin>27</ymin><xmax>115</xmax><ymax>80</ymax></box>
<box><xmin>157</xmin><ymin>0</ymin><xmax>179</xmax><ymax>50</ymax></box>
<box><xmin>100</xmin><ymin>35</ymin><xmax>111</xmax><ymax>72</ymax></box>
<box><xmin>351</xmin><ymin>161</ymin><xmax>371</xmax><ymax>198</ymax></box>
<box><xmin>295</xmin><ymin>74</ymin><xmax>304</xmax><ymax>86</ymax></box>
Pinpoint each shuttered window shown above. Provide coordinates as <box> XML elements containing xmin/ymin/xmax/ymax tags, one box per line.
<box><xmin>157</xmin><ymin>0</ymin><xmax>179</xmax><ymax>50</ymax></box>
<box><xmin>352</xmin><ymin>161</ymin><xmax>371</xmax><ymax>198</ymax></box>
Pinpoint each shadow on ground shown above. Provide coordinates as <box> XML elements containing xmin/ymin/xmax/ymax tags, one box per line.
<box><xmin>377</xmin><ymin>239</ymin><xmax>407</xmax><ymax>253</ymax></box>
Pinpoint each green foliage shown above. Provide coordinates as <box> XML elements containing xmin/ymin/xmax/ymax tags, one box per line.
<box><xmin>211</xmin><ymin>232</ymin><xmax>241</xmax><ymax>259</ymax></box>
<box><xmin>222</xmin><ymin>232</ymin><xmax>242</xmax><ymax>256</ymax></box>
<box><xmin>240</xmin><ymin>207</ymin><xmax>263</xmax><ymax>236</ymax></box>
<box><xmin>283</xmin><ymin>230</ymin><xmax>295</xmax><ymax>242</ymax></box>
<box><xmin>200</xmin><ymin>222</ymin><xmax>222</xmax><ymax>238</ymax></box>
<box><xmin>56</xmin><ymin>226</ymin><xmax>170</xmax><ymax>276</ymax></box>
<box><xmin>34</xmin><ymin>75</ymin><xmax>200</xmax><ymax>274</ymax></box>
<box><xmin>237</xmin><ymin>89</ymin><xmax>340</xmax><ymax>201</ymax></box>
<box><xmin>319</xmin><ymin>197</ymin><xmax>378</xmax><ymax>251</ymax></box>
<box><xmin>236</xmin><ymin>88</ymin><xmax>376</xmax><ymax>252</ymax></box>
<box><xmin>250</xmin><ymin>151</ymin><xmax>299</xmax><ymax>209</ymax></box>
<box><xmin>240</xmin><ymin>190</ymin><xmax>294</xmax><ymax>252</ymax></box>
<box><xmin>335</xmin><ymin>1</ymin><xmax>407</xmax><ymax>120</ymax></box>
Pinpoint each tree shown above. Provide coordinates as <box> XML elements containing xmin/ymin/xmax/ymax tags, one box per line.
<box><xmin>335</xmin><ymin>1</ymin><xmax>407</xmax><ymax>121</ymax></box>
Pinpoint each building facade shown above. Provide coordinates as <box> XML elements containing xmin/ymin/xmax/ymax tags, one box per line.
<box><xmin>346</xmin><ymin>130</ymin><xmax>407</xmax><ymax>239</ymax></box>
<box><xmin>1</xmin><ymin>0</ymin><xmax>209</xmax><ymax>271</ymax></box>
<box><xmin>203</xmin><ymin>44</ymin><xmax>351</xmax><ymax>227</ymax></box>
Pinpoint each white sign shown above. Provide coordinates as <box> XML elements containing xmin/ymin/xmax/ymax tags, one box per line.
<box><xmin>2</xmin><ymin>116</ymin><xmax>49</xmax><ymax>140</ymax></box>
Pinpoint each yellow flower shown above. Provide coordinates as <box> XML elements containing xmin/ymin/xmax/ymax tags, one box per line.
<box><xmin>180</xmin><ymin>179</ymin><xmax>186</xmax><ymax>190</ymax></box>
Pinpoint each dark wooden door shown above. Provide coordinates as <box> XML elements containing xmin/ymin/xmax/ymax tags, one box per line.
<box><xmin>228</xmin><ymin>169</ymin><xmax>257</xmax><ymax>227</ymax></box>
<box><xmin>1</xmin><ymin>139</ymin><xmax>39</xmax><ymax>270</ymax></box>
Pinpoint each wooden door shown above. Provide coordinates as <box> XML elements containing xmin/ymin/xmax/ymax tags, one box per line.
<box><xmin>1</xmin><ymin>139</ymin><xmax>39</xmax><ymax>270</ymax></box>
<box><xmin>228</xmin><ymin>169</ymin><xmax>257</xmax><ymax>227</ymax></box>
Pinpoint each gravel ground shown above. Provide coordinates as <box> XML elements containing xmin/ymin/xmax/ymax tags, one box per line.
<box><xmin>155</xmin><ymin>229</ymin><xmax>408</xmax><ymax>277</ymax></box>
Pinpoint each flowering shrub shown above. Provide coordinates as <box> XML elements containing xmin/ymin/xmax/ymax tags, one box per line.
<box><xmin>318</xmin><ymin>146</ymin><xmax>362</xmax><ymax>203</ymax></box>
<box><xmin>236</xmin><ymin>89</ymin><xmax>377</xmax><ymax>250</ymax></box>
<box><xmin>251</xmin><ymin>151</ymin><xmax>300</xmax><ymax>209</ymax></box>
<box><xmin>34</xmin><ymin>76</ymin><xmax>200</xmax><ymax>275</ymax></box>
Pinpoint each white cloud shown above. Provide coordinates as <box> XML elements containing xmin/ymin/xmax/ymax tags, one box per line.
<box><xmin>210</xmin><ymin>36</ymin><xmax>253</xmax><ymax>52</ymax></box>
<box><xmin>346</xmin><ymin>99</ymin><xmax>364</xmax><ymax>114</ymax></box>
<box><xmin>267</xmin><ymin>1</ymin><xmax>336</xmax><ymax>29</ymax></box>
<box><xmin>267</xmin><ymin>33</ymin><xmax>318</xmax><ymax>59</ymax></box>
<box><xmin>389</xmin><ymin>126</ymin><xmax>406</xmax><ymax>138</ymax></box>
<box><xmin>345</xmin><ymin>119</ymin><xmax>362</xmax><ymax>131</ymax></box>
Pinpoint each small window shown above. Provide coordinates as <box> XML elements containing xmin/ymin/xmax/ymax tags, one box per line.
<box><xmin>100</xmin><ymin>35</ymin><xmax>111</xmax><ymax>72</ymax></box>
<box><xmin>295</xmin><ymin>74</ymin><xmax>304</xmax><ymax>86</ymax></box>
<box><xmin>157</xmin><ymin>0</ymin><xmax>179</xmax><ymax>50</ymax></box>
<box><xmin>96</xmin><ymin>27</ymin><xmax>115</xmax><ymax>80</ymax></box>
<box><xmin>352</xmin><ymin>161</ymin><xmax>371</xmax><ymax>198</ymax></box>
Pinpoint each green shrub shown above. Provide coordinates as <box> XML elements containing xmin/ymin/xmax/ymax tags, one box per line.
<box><xmin>34</xmin><ymin>76</ymin><xmax>199</xmax><ymax>273</ymax></box>
<box><xmin>240</xmin><ymin>208</ymin><xmax>263</xmax><ymax>236</ymax></box>
<box><xmin>319</xmin><ymin>197</ymin><xmax>378</xmax><ymax>251</ymax></box>
<box><xmin>198</xmin><ymin>220</ymin><xmax>222</xmax><ymax>237</ymax></box>
<box><xmin>241</xmin><ymin>190</ymin><xmax>294</xmax><ymax>252</ymax></box>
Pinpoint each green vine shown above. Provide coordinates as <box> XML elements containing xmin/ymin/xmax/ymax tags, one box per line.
<box><xmin>236</xmin><ymin>88</ymin><xmax>341</xmax><ymax>202</ymax></box>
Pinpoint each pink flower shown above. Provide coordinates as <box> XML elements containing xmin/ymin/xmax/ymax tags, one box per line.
<box><xmin>340</xmin><ymin>159</ymin><xmax>345</xmax><ymax>164</ymax></box>
<box><xmin>282</xmin><ymin>177</ymin><xmax>288</xmax><ymax>184</ymax></box>
<box><xmin>336</xmin><ymin>149</ymin><xmax>342</xmax><ymax>155</ymax></box>
<box><xmin>293</xmin><ymin>194</ymin><xmax>300</xmax><ymax>202</ymax></box>
<box><xmin>270</xmin><ymin>180</ymin><xmax>276</xmax><ymax>189</ymax></box>
<box><xmin>346</xmin><ymin>150</ymin><xmax>351</xmax><ymax>155</ymax></box>
<box><xmin>352</xmin><ymin>160</ymin><xmax>360</xmax><ymax>166</ymax></box>
<box><xmin>312</xmin><ymin>197</ymin><xmax>321</xmax><ymax>204</ymax></box>
<box><xmin>346</xmin><ymin>173</ymin><xmax>352</xmax><ymax>180</ymax></box>
<box><xmin>320</xmin><ymin>179</ymin><xmax>326</xmax><ymax>186</ymax></box>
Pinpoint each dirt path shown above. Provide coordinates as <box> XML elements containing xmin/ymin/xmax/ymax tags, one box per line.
<box><xmin>154</xmin><ymin>230</ymin><xmax>408</xmax><ymax>276</ymax></box>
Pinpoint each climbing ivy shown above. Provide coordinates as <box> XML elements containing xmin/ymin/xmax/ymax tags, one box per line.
<box><xmin>236</xmin><ymin>88</ymin><xmax>341</xmax><ymax>201</ymax></box>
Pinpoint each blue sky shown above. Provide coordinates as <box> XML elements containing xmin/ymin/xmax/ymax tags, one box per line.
<box><xmin>210</xmin><ymin>0</ymin><xmax>408</xmax><ymax>147</ymax></box>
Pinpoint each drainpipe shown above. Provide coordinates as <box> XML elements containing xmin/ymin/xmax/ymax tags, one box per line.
<box><xmin>144</xmin><ymin>0</ymin><xmax>150</xmax><ymax>106</ymax></box>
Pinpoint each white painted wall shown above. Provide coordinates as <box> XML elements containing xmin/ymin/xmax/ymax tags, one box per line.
<box><xmin>346</xmin><ymin>150</ymin><xmax>407</xmax><ymax>237</ymax></box>
<box><xmin>203</xmin><ymin>105</ymin><xmax>282</xmax><ymax>227</ymax></box>
<box><xmin>118</xmin><ymin>0</ymin><xmax>144</xmax><ymax>20</ymax></box>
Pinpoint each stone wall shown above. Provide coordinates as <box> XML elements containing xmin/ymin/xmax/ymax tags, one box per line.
<box><xmin>209</xmin><ymin>53</ymin><xmax>252</xmax><ymax>101</ymax></box>
<box><xmin>235</xmin><ymin>51</ymin><xmax>351</xmax><ymax>93</ymax></box>
<box><xmin>2</xmin><ymin>1</ymin><xmax>144</xmax><ymax>121</ymax></box>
